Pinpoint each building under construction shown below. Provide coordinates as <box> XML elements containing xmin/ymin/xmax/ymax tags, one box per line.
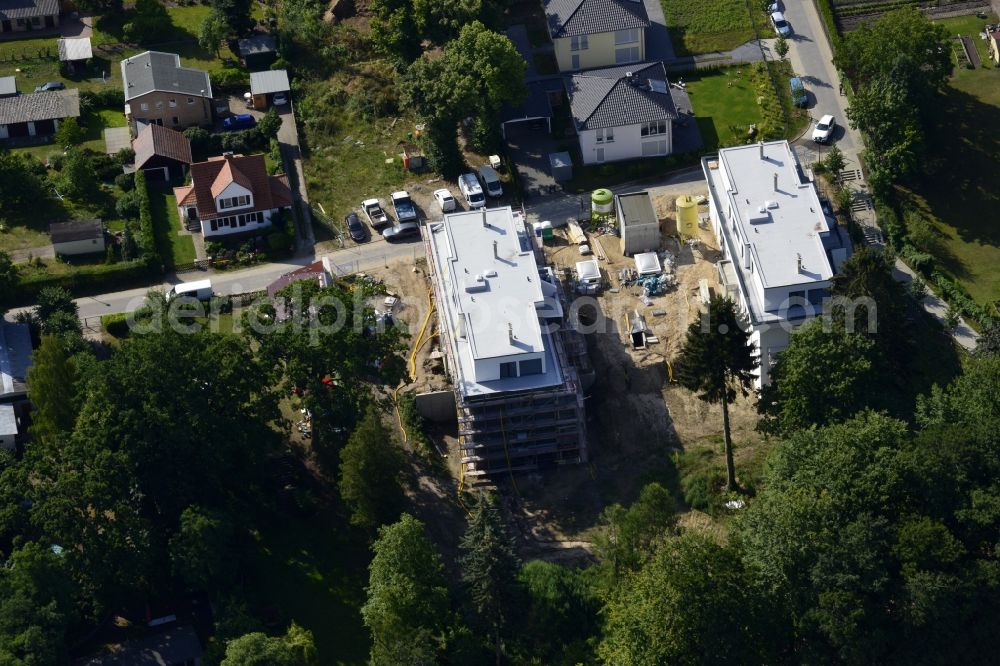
<box><xmin>424</xmin><ymin>206</ymin><xmax>590</xmax><ymax>479</ymax></box>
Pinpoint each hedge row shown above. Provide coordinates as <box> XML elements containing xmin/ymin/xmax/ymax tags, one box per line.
<box><xmin>813</xmin><ymin>0</ymin><xmax>844</xmax><ymax>50</ymax></box>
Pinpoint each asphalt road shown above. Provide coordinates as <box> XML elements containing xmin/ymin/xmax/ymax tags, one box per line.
<box><xmin>779</xmin><ymin>0</ymin><xmax>862</xmax><ymax>163</ymax></box>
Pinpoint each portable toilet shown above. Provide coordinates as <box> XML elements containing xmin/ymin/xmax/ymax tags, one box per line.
<box><xmin>676</xmin><ymin>195</ymin><xmax>699</xmax><ymax>239</ymax></box>
<box><xmin>592</xmin><ymin>188</ymin><xmax>614</xmax><ymax>224</ymax></box>
<box><xmin>539</xmin><ymin>220</ymin><xmax>554</xmax><ymax>241</ymax></box>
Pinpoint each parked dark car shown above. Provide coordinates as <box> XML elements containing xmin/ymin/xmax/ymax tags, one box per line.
<box><xmin>34</xmin><ymin>82</ymin><xmax>65</xmax><ymax>92</ymax></box>
<box><xmin>223</xmin><ymin>113</ymin><xmax>257</xmax><ymax>131</ymax></box>
<box><xmin>345</xmin><ymin>212</ymin><xmax>367</xmax><ymax>242</ymax></box>
<box><xmin>789</xmin><ymin>77</ymin><xmax>808</xmax><ymax>108</ymax></box>
<box><xmin>382</xmin><ymin>222</ymin><xmax>420</xmax><ymax>242</ymax></box>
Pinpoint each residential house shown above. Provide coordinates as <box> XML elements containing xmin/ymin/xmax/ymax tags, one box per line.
<box><xmin>173</xmin><ymin>152</ymin><xmax>293</xmax><ymax>238</ymax></box>
<box><xmin>57</xmin><ymin>37</ymin><xmax>92</xmax><ymax>73</ymax></box>
<box><xmin>702</xmin><ymin>140</ymin><xmax>852</xmax><ymax>386</ymax></box>
<box><xmin>989</xmin><ymin>27</ymin><xmax>1000</xmax><ymax>66</ymax></box>
<box><xmin>237</xmin><ymin>34</ymin><xmax>278</xmax><ymax>70</ymax></box>
<box><xmin>564</xmin><ymin>62</ymin><xmax>677</xmax><ymax>164</ymax></box>
<box><xmin>266</xmin><ymin>258</ymin><xmax>333</xmax><ymax>298</ymax></box>
<box><xmin>0</xmin><ymin>88</ymin><xmax>79</xmax><ymax>141</ymax></box>
<box><xmin>73</xmin><ymin>624</ymin><xmax>203</xmax><ymax>666</ymax></box>
<box><xmin>50</xmin><ymin>219</ymin><xmax>105</xmax><ymax>256</ymax></box>
<box><xmin>249</xmin><ymin>69</ymin><xmax>289</xmax><ymax>109</ymax></box>
<box><xmin>0</xmin><ymin>0</ymin><xmax>59</xmax><ymax>33</ymax></box>
<box><xmin>0</xmin><ymin>76</ymin><xmax>17</xmax><ymax>98</ymax></box>
<box><xmin>121</xmin><ymin>51</ymin><xmax>213</xmax><ymax>136</ymax></box>
<box><xmin>425</xmin><ymin>206</ymin><xmax>591</xmax><ymax>477</ymax></box>
<box><xmin>544</xmin><ymin>0</ymin><xmax>648</xmax><ymax>71</ymax></box>
<box><xmin>133</xmin><ymin>123</ymin><xmax>192</xmax><ymax>181</ymax></box>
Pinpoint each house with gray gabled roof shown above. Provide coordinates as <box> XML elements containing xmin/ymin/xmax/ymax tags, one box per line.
<box><xmin>0</xmin><ymin>0</ymin><xmax>59</xmax><ymax>34</ymax></box>
<box><xmin>0</xmin><ymin>88</ymin><xmax>79</xmax><ymax>142</ymax></box>
<box><xmin>564</xmin><ymin>61</ymin><xmax>678</xmax><ymax>164</ymax></box>
<box><xmin>544</xmin><ymin>0</ymin><xmax>649</xmax><ymax>71</ymax></box>
<box><xmin>121</xmin><ymin>51</ymin><xmax>213</xmax><ymax>136</ymax></box>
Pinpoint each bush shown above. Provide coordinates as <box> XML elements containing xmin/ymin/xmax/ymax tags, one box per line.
<box><xmin>115</xmin><ymin>172</ymin><xmax>136</xmax><ymax>192</ymax></box>
<box><xmin>678</xmin><ymin>450</ymin><xmax>726</xmax><ymax>514</ymax></box>
<box><xmin>47</xmin><ymin>152</ymin><xmax>65</xmax><ymax>171</ymax></box>
<box><xmin>54</xmin><ymin>118</ymin><xmax>85</xmax><ymax>147</ymax></box>
<box><xmin>80</xmin><ymin>88</ymin><xmax>126</xmax><ymax>108</ymax></box>
<box><xmin>209</xmin><ymin>296</ymin><xmax>233</xmax><ymax>314</ymax></box>
<box><xmin>101</xmin><ymin>312</ymin><xmax>131</xmax><ymax>338</ymax></box>
<box><xmin>213</xmin><ymin>68</ymin><xmax>250</xmax><ymax>91</ymax></box>
<box><xmin>89</xmin><ymin>152</ymin><xmax>121</xmax><ymax>182</ymax></box>
<box><xmin>115</xmin><ymin>147</ymin><xmax>136</xmax><ymax>166</ymax></box>
<box><xmin>116</xmin><ymin>188</ymin><xmax>141</xmax><ymax>219</ymax></box>
<box><xmin>266</xmin><ymin>231</ymin><xmax>292</xmax><ymax>252</ymax></box>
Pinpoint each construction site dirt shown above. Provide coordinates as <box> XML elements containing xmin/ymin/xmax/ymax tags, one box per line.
<box><xmin>369</xmin><ymin>187</ymin><xmax>765</xmax><ymax>563</ymax></box>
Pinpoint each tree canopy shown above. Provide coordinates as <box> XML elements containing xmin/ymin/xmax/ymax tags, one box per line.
<box><xmin>337</xmin><ymin>406</ymin><xmax>406</xmax><ymax>532</ymax></box>
<box><xmin>221</xmin><ymin>622</ymin><xmax>317</xmax><ymax>666</ymax></box>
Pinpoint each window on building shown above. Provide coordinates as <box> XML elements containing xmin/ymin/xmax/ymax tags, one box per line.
<box><xmin>787</xmin><ymin>290</ymin><xmax>806</xmax><ymax>307</ymax></box>
<box><xmin>155</xmin><ymin>101</ymin><xmax>164</xmax><ymax>110</ymax></box>
<box><xmin>519</xmin><ymin>358</ymin><xmax>543</xmax><ymax>376</ymax></box>
<box><xmin>172</xmin><ymin>117</ymin><xmax>179</xmax><ymax>125</ymax></box>
<box><xmin>605</xmin><ymin>127</ymin><xmax>614</xmax><ymax>143</ymax></box>
<box><xmin>187</xmin><ymin>97</ymin><xmax>195</xmax><ymax>104</ymax></box>
<box><xmin>571</xmin><ymin>54</ymin><xmax>580</xmax><ymax>69</ymax></box>
<box><xmin>596</xmin><ymin>128</ymin><xmax>604</xmax><ymax>144</ymax></box>
<box><xmin>169</xmin><ymin>99</ymin><xmax>177</xmax><ymax>107</ymax></box>
<box><xmin>210</xmin><ymin>220</ymin><xmax>218</xmax><ymax>231</ymax></box>
<box><xmin>219</xmin><ymin>195</ymin><xmax>251</xmax><ymax>210</ymax></box>
<box><xmin>615</xmin><ymin>46</ymin><xmax>640</xmax><ymax>63</ymax></box>
<box><xmin>140</xmin><ymin>102</ymin><xmax>149</xmax><ymax>111</ymax></box>
<box><xmin>641</xmin><ymin>120</ymin><xmax>667</xmax><ymax>136</ymax></box>
<box><xmin>570</xmin><ymin>35</ymin><xmax>588</xmax><ymax>51</ymax></box>
<box><xmin>238</xmin><ymin>214</ymin><xmax>246</xmax><ymax>226</ymax></box>
<box><xmin>499</xmin><ymin>362</ymin><xmax>517</xmax><ymax>378</ymax></box>
<box><xmin>641</xmin><ymin>139</ymin><xmax>667</xmax><ymax>156</ymax></box>
<box><xmin>30</xmin><ymin>16</ymin><xmax>40</xmax><ymax>25</ymax></box>
<box><xmin>615</xmin><ymin>28</ymin><xmax>640</xmax><ymax>45</ymax></box>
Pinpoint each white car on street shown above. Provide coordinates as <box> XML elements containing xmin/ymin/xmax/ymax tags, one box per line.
<box><xmin>434</xmin><ymin>188</ymin><xmax>457</xmax><ymax>212</ymax></box>
<box><xmin>812</xmin><ymin>114</ymin><xmax>836</xmax><ymax>143</ymax></box>
<box><xmin>771</xmin><ymin>11</ymin><xmax>791</xmax><ymax>37</ymax></box>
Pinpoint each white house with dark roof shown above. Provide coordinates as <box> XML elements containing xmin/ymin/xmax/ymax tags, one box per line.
<box><xmin>703</xmin><ymin>140</ymin><xmax>852</xmax><ymax>386</ymax></box>
<box><xmin>0</xmin><ymin>88</ymin><xmax>79</xmax><ymax>141</ymax></box>
<box><xmin>564</xmin><ymin>61</ymin><xmax>677</xmax><ymax>164</ymax></box>
<box><xmin>544</xmin><ymin>0</ymin><xmax>649</xmax><ymax>71</ymax></box>
<box><xmin>121</xmin><ymin>51</ymin><xmax>213</xmax><ymax>135</ymax></box>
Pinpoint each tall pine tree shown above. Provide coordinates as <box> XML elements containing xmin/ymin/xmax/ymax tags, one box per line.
<box><xmin>337</xmin><ymin>406</ymin><xmax>406</xmax><ymax>532</ymax></box>
<box><xmin>459</xmin><ymin>493</ymin><xmax>521</xmax><ymax>665</ymax></box>
<box><xmin>26</xmin><ymin>335</ymin><xmax>79</xmax><ymax>442</ymax></box>
<box><xmin>676</xmin><ymin>296</ymin><xmax>757</xmax><ymax>490</ymax></box>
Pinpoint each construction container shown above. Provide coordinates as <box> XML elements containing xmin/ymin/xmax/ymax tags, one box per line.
<box><xmin>676</xmin><ymin>195</ymin><xmax>699</xmax><ymax>239</ymax></box>
<box><xmin>592</xmin><ymin>188</ymin><xmax>614</xmax><ymax>223</ymax></box>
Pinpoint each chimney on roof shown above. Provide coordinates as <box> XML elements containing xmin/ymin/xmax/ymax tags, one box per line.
<box><xmin>796</xmin><ymin>253</ymin><xmax>803</xmax><ymax>273</ymax></box>
<box><xmin>758</xmin><ymin>141</ymin><xmax>764</xmax><ymax>159</ymax></box>
<box><xmin>493</xmin><ymin>240</ymin><xmax>498</xmax><ymax>258</ymax></box>
<box><xmin>482</xmin><ymin>210</ymin><xmax>488</xmax><ymax>228</ymax></box>
<box><xmin>773</xmin><ymin>173</ymin><xmax>778</xmax><ymax>192</ymax></box>
<box><xmin>508</xmin><ymin>323</ymin><xmax>515</xmax><ymax>343</ymax></box>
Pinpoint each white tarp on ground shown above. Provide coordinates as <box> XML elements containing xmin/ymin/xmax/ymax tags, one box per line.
<box><xmin>634</xmin><ymin>252</ymin><xmax>662</xmax><ymax>276</ymax></box>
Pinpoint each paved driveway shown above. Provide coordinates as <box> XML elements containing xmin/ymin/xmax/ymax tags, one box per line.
<box><xmin>780</xmin><ymin>1</ymin><xmax>860</xmax><ymax>160</ymax></box>
<box><xmin>506</xmin><ymin>122</ymin><xmax>562</xmax><ymax>197</ymax></box>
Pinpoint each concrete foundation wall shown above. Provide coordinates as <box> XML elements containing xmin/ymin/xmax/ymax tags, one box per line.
<box><xmin>415</xmin><ymin>391</ymin><xmax>457</xmax><ymax>423</ymax></box>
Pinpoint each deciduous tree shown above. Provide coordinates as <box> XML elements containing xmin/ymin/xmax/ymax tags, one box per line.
<box><xmin>221</xmin><ymin>622</ymin><xmax>317</xmax><ymax>666</ymax></box>
<box><xmin>593</xmin><ymin>482</ymin><xmax>677</xmax><ymax>578</ymax></box>
<box><xmin>169</xmin><ymin>505</ymin><xmax>235</xmax><ymax>591</ymax></box>
<box><xmin>27</xmin><ymin>335</ymin><xmax>79</xmax><ymax>442</ymax></box>
<box><xmin>758</xmin><ymin>319</ymin><xmax>875</xmax><ymax>436</ymax></box>
<box><xmin>362</xmin><ymin>514</ymin><xmax>450</xmax><ymax>664</ymax></box>
<box><xmin>676</xmin><ymin>296</ymin><xmax>757</xmax><ymax>490</ymax></box>
<box><xmin>198</xmin><ymin>10</ymin><xmax>228</xmax><ymax>57</ymax></box>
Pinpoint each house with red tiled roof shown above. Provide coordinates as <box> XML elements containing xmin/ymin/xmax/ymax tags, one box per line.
<box><xmin>173</xmin><ymin>152</ymin><xmax>293</xmax><ymax>238</ymax></box>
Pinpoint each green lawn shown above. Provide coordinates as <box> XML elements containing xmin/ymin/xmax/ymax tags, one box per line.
<box><xmin>0</xmin><ymin>6</ymin><xmax>240</xmax><ymax>97</ymax></box>
<box><xmin>0</xmin><ymin>224</ymin><xmax>52</xmax><ymax>253</ymax></box>
<box><xmin>896</xmin><ymin>12</ymin><xmax>1000</xmax><ymax>307</ymax></box>
<box><xmin>661</xmin><ymin>0</ymin><xmax>756</xmax><ymax>55</ymax></box>
<box><xmin>148</xmin><ymin>185</ymin><xmax>196</xmax><ymax>267</ymax></box>
<box><xmin>684</xmin><ymin>67</ymin><xmax>763</xmax><ymax>150</ymax></box>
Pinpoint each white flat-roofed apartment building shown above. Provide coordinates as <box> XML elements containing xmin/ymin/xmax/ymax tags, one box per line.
<box><xmin>425</xmin><ymin>206</ymin><xmax>589</xmax><ymax>478</ymax></box>
<box><xmin>703</xmin><ymin>140</ymin><xmax>851</xmax><ymax>386</ymax></box>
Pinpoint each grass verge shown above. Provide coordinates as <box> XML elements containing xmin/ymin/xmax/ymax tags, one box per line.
<box><xmin>661</xmin><ymin>0</ymin><xmax>756</xmax><ymax>55</ymax></box>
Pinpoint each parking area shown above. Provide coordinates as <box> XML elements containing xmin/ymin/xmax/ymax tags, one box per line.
<box><xmin>505</xmin><ymin>121</ymin><xmax>561</xmax><ymax>196</ymax></box>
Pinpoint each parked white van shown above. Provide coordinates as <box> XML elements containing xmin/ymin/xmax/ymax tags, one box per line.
<box><xmin>477</xmin><ymin>165</ymin><xmax>503</xmax><ymax>198</ymax></box>
<box><xmin>458</xmin><ymin>173</ymin><xmax>486</xmax><ymax>208</ymax></box>
<box><xmin>169</xmin><ymin>279</ymin><xmax>214</xmax><ymax>301</ymax></box>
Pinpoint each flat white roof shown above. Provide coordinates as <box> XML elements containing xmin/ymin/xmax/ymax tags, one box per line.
<box><xmin>250</xmin><ymin>69</ymin><xmax>290</xmax><ymax>95</ymax></box>
<box><xmin>58</xmin><ymin>37</ymin><xmax>92</xmax><ymax>61</ymax></box>
<box><xmin>711</xmin><ymin>141</ymin><xmax>832</xmax><ymax>290</ymax></box>
<box><xmin>428</xmin><ymin>207</ymin><xmax>563</xmax><ymax>397</ymax></box>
